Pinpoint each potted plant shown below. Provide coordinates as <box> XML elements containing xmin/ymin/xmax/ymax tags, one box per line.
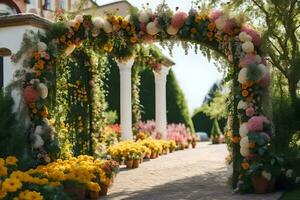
<box><xmin>191</xmin><ymin>135</ymin><xmax>197</xmax><ymax>148</ymax></box>
<box><xmin>246</xmin><ymin>133</ymin><xmax>284</xmax><ymax>194</ymax></box>
<box><xmin>63</xmin><ymin>180</ymin><xmax>86</xmax><ymax>200</ymax></box>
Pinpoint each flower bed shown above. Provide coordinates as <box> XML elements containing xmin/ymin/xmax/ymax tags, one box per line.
<box><xmin>0</xmin><ymin>156</ymin><xmax>119</xmax><ymax>200</ymax></box>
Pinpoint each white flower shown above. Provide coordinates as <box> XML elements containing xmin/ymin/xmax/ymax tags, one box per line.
<box><xmin>240</xmin><ymin>146</ymin><xmax>250</xmax><ymax>157</ymax></box>
<box><xmin>67</xmin><ymin>19</ymin><xmax>77</xmax><ymax>28</ymax></box>
<box><xmin>255</xmin><ymin>55</ymin><xmax>262</xmax><ymax>63</ymax></box>
<box><xmin>74</xmin><ymin>15</ymin><xmax>83</xmax><ymax>23</ymax></box>
<box><xmin>215</xmin><ymin>15</ymin><xmax>227</xmax><ymax>30</ymax></box>
<box><xmin>242</xmin><ymin>41</ymin><xmax>254</xmax><ymax>53</ymax></box>
<box><xmin>38</xmin><ymin>83</ymin><xmax>48</xmax><ymax>99</ymax></box>
<box><xmin>257</xmin><ymin>64</ymin><xmax>267</xmax><ymax>78</ymax></box>
<box><xmin>262</xmin><ymin>170</ymin><xmax>272</xmax><ymax>181</ymax></box>
<box><xmin>286</xmin><ymin>169</ymin><xmax>293</xmax><ymax>178</ymax></box>
<box><xmin>93</xmin><ymin>17</ymin><xmax>104</xmax><ymax>29</ymax></box>
<box><xmin>33</xmin><ymin>134</ymin><xmax>44</xmax><ymax>148</ymax></box>
<box><xmin>238</xmin><ymin>100</ymin><xmax>248</xmax><ymax>110</ymax></box>
<box><xmin>37</xmin><ymin>42</ymin><xmax>47</xmax><ymax>52</ymax></box>
<box><xmin>29</xmin><ymin>79</ymin><xmax>40</xmax><ymax>85</ymax></box>
<box><xmin>166</xmin><ymin>25</ymin><xmax>178</xmax><ymax>35</ymax></box>
<box><xmin>240</xmin><ymin>136</ymin><xmax>249</xmax><ymax>149</ymax></box>
<box><xmin>138</xmin><ymin>10</ymin><xmax>150</xmax><ymax>23</ymax></box>
<box><xmin>295</xmin><ymin>177</ymin><xmax>300</xmax><ymax>183</ymax></box>
<box><xmin>34</xmin><ymin>125</ymin><xmax>43</xmax><ymax>135</ymax></box>
<box><xmin>103</xmin><ymin>19</ymin><xmax>113</xmax><ymax>33</ymax></box>
<box><xmin>239</xmin><ymin>32</ymin><xmax>252</xmax><ymax>42</ymax></box>
<box><xmin>238</xmin><ymin>68</ymin><xmax>248</xmax><ymax>84</ymax></box>
<box><xmin>239</xmin><ymin>123</ymin><xmax>249</xmax><ymax>138</ymax></box>
<box><xmin>146</xmin><ymin>22</ymin><xmax>160</xmax><ymax>35</ymax></box>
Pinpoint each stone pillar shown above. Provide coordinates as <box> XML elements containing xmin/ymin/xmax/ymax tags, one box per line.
<box><xmin>117</xmin><ymin>58</ymin><xmax>134</xmax><ymax>140</ymax></box>
<box><xmin>154</xmin><ymin>66</ymin><xmax>170</xmax><ymax>139</ymax></box>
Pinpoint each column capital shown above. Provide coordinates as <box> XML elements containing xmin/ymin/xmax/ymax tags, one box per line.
<box><xmin>116</xmin><ymin>57</ymin><xmax>135</xmax><ymax>70</ymax></box>
<box><xmin>154</xmin><ymin>66</ymin><xmax>170</xmax><ymax>82</ymax></box>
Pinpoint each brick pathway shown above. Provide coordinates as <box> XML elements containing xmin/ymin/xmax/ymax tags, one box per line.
<box><xmin>104</xmin><ymin>142</ymin><xmax>282</xmax><ymax>200</ymax></box>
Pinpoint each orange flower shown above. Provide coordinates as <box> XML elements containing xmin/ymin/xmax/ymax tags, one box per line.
<box><xmin>232</xmin><ymin>136</ymin><xmax>240</xmax><ymax>143</ymax></box>
<box><xmin>242</xmin><ymin>83</ymin><xmax>248</xmax><ymax>89</ymax></box>
<box><xmin>60</xmin><ymin>35</ymin><xmax>66</xmax><ymax>43</ymax></box>
<box><xmin>208</xmin><ymin>23</ymin><xmax>216</xmax><ymax>31</ymax></box>
<box><xmin>242</xmin><ymin>90</ymin><xmax>249</xmax><ymax>97</ymax></box>
<box><xmin>114</xmin><ymin>24</ymin><xmax>121</xmax><ymax>31</ymax></box>
<box><xmin>247</xmin><ymin>80</ymin><xmax>254</xmax><ymax>87</ymax></box>
<box><xmin>103</xmin><ymin>43</ymin><xmax>113</xmax><ymax>52</ymax></box>
<box><xmin>190</xmin><ymin>28</ymin><xmax>197</xmax><ymax>34</ymax></box>
<box><xmin>247</xmin><ymin>96</ymin><xmax>253</xmax><ymax>102</ymax></box>
<box><xmin>121</xmin><ymin>20</ymin><xmax>128</xmax><ymax>29</ymax></box>
<box><xmin>194</xmin><ymin>15</ymin><xmax>202</xmax><ymax>23</ymax></box>
<box><xmin>33</xmin><ymin>52</ymin><xmax>41</xmax><ymax>60</ymax></box>
<box><xmin>74</xmin><ymin>22</ymin><xmax>80</xmax><ymax>30</ymax></box>
<box><xmin>241</xmin><ymin>162</ymin><xmax>250</xmax><ymax>170</ymax></box>
<box><xmin>249</xmin><ymin>142</ymin><xmax>256</xmax><ymax>148</ymax></box>
<box><xmin>130</xmin><ymin>36</ymin><xmax>138</xmax><ymax>43</ymax></box>
<box><xmin>41</xmin><ymin>106</ymin><xmax>48</xmax><ymax>118</ymax></box>
<box><xmin>37</xmin><ymin>59</ymin><xmax>45</xmax><ymax>66</ymax></box>
<box><xmin>207</xmin><ymin>31</ymin><xmax>213</xmax><ymax>38</ymax></box>
<box><xmin>67</xmin><ymin>41</ymin><xmax>73</xmax><ymax>46</ymax></box>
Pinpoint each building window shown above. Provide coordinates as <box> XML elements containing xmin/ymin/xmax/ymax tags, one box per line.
<box><xmin>0</xmin><ymin>56</ymin><xmax>3</xmax><ymax>89</ymax></box>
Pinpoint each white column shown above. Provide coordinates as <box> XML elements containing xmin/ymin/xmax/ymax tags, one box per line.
<box><xmin>154</xmin><ymin>66</ymin><xmax>170</xmax><ymax>139</ymax></box>
<box><xmin>117</xmin><ymin>58</ymin><xmax>135</xmax><ymax>140</ymax></box>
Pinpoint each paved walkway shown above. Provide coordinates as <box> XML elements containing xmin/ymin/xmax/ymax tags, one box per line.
<box><xmin>104</xmin><ymin>142</ymin><xmax>282</xmax><ymax>200</ymax></box>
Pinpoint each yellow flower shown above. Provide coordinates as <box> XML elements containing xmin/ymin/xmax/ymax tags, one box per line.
<box><xmin>103</xmin><ymin>43</ymin><xmax>113</xmax><ymax>52</ymax></box>
<box><xmin>241</xmin><ymin>162</ymin><xmax>250</xmax><ymax>170</ymax></box>
<box><xmin>207</xmin><ymin>23</ymin><xmax>216</xmax><ymax>31</ymax></box>
<box><xmin>2</xmin><ymin>178</ymin><xmax>23</xmax><ymax>192</ymax></box>
<box><xmin>19</xmin><ymin>190</ymin><xmax>43</xmax><ymax>200</ymax></box>
<box><xmin>6</xmin><ymin>156</ymin><xmax>18</xmax><ymax>165</ymax></box>
<box><xmin>130</xmin><ymin>36</ymin><xmax>138</xmax><ymax>43</ymax></box>
<box><xmin>0</xmin><ymin>166</ymin><xmax>8</xmax><ymax>176</ymax></box>
<box><xmin>87</xmin><ymin>182</ymin><xmax>100</xmax><ymax>192</ymax></box>
<box><xmin>0</xmin><ymin>190</ymin><xmax>7</xmax><ymax>199</ymax></box>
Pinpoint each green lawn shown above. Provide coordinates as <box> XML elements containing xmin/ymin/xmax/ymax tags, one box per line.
<box><xmin>280</xmin><ymin>188</ymin><xmax>300</xmax><ymax>200</ymax></box>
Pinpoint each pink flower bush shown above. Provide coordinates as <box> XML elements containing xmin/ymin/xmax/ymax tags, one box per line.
<box><xmin>167</xmin><ymin>123</ymin><xmax>191</xmax><ymax>146</ymax></box>
<box><xmin>246</xmin><ymin>107</ymin><xmax>255</xmax><ymax>117</ymax></box>
<box><xmin>240</xmin><ymin>54</ymin><xmax>257</xmax><ymax>67</ymax></box>
<box><xmin>209</xmin><ymin>10</ymin><xmax>223</xmax><ymax>22</ymax></box>
<box><xmin>171</xmin><ymin>12</ymin><xmax>188</xmax><ymax>29</ymax></box>
<box><xmin>241</xmin><ymin>25</ymin><xmax>262</xmax><ymax>46</ymax></box>
<box><xmin>135</xmin><ymin>120</ymin><xmax>156</xmax><ymax>137</ymax></box>
<box><xmin>247</xmin><ymin>116</ymin><xmax>269</xmax><ymax>132</ymax></box>
<box><xmin>23</xmin><ymin>86</ymin><xmax>39</xmax><ymax>104</ymax></box>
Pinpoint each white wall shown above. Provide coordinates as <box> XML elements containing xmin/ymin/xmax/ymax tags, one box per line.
<box><xmin>0</xmin><ymin>25</ymin><xmax>41</xmax><ymax>87</ymax></box>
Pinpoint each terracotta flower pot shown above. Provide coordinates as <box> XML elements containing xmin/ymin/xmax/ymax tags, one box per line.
<box><xmin>99</xmin><ymin>183</ymin><xmax>108</xmax><ymax>196</ymax></box>
<box><xmin>125</xmin><ymin>159</ymin><xmax>133</xmax><ymax>169</ymax></box>
<box><xmin>150</xmin><ymin>152</ymin><xmax>157</xmax><ymax>159</ymax></box>
<box><xmin>64</xmin><ymin>185</ymin><xmax>86</xmax><ymax>200</ymax></box>
<box><xmin>251</xmin><ymin>176</ymin><xmax>275</xmax><ymax>194</ymax></box>
<box><xmin>89</xmin><ymin>191</ymin><xmax>99</xmax><ymax>200</ymax></box>
<box><xmin>133</xmin><ymin>159</ymin><xmax>140</xmax><ymax>168</ymax></box>
<box><xmin>169</xmin><ymin>149</ymin><xmax>174</xmax><ymax>153</ymax></box>
<box><xmin>192</xmin><ymin>143</ymin><xmax>196</xmax><ymax>148</ymax></box>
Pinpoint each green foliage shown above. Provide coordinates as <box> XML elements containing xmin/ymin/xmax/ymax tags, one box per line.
<box><xmin>210</xmin><ymin>118</ymin><xmax>222</xmax><ymax>138</ymax></box>
<box><xmin>0</xmin><ymin>88</ymin><xmax>34</xmax><ymax>169</ymax></box>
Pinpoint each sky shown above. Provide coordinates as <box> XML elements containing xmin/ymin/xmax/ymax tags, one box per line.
<box><xmin>97</xmin><ymin>0</ymin><xmax>224</xmax><ymax>114</ymax></box>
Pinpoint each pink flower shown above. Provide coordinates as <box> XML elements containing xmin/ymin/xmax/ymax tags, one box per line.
<box><xmin>171</xmin><ymin>12</ymin><xmax>188</xmax><ymax>29</ymax></box>
<box><xmin>140</xmin><ymin>23</ymin><xmax>146</xmax><ymax>32</ymax></box>
<box><xmin>241</xmin><ymin>25</ymin><xmax>262</xmax><ymax>46</ymax></box>
<box><xmin>23</xmin><ymin>86</ymin><xmax>39</xmax><ymax>104</ymax></box>
<box><xmin>240</xmin><ymin>54</ymin><xmax>257</xmax><ymax>67</ymax></box>
<box><xmin>223</xmin><ymin>18</ymin><xmax>233</xmax><ymax>34</ymax></box>
<box><xmin>246</xmin><ymin>107</ymin><xmax>255</xmax><ymax>117</ymax></box>
<box><xmin>247</xmin><ymin>116</ymin><xmax>269</xmax><ymax>132</ymax></box>
<box><xmin>10</xmin><ymin>54</ymin><xmax>17</xmax><ymax>63</ymax></box>
<box><xmin>258</xmin><ymin>71</ymin><xmax>270</xmax><ymax>87</ymax></box>
<box><xmin>209</xmin><ymin>10</ymin><xmax>223</xmax><ymax>22</ymax></box>
<box><xmin>44</xmin><ymin>53</ymin><xmax>50</xmax><ymax>60</ymax></box>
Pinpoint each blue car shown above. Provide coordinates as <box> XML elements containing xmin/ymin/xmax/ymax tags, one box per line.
<box><xmin>195</xmin><ymin>132</ymin><xmax>209</xmax><ymax>142</ymax></box>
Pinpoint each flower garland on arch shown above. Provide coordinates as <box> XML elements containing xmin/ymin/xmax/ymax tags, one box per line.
<box><xmin>13</xmin><ymin>5</ymin><xmax>271</xmax><ymax>191</ymax></box>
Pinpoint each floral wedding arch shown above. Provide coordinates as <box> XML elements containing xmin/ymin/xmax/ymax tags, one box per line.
<box><xmin>12</xmin><ymin>5</ymin><xmax>273</xmax><ymax>191</ymax></box>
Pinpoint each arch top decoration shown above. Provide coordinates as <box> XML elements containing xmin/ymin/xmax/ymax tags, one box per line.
<box><xmin>12</xmin><ymin>5</ymin><xmax>272</xmax><ymax>193</ymax></box>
